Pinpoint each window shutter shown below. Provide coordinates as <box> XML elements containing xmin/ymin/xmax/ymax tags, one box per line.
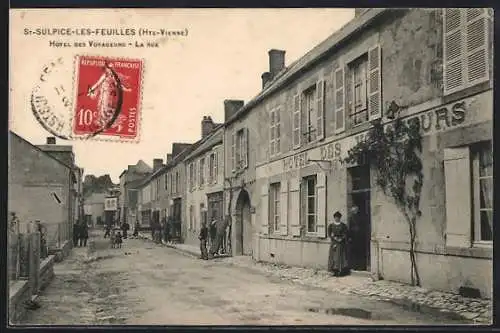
<box><xmin>368</xmin><ymin>45</ymin><xmax>382</xmax><ymax>121</ymax></box>
<box><xmin>242</xmin><ymin>128</ymin><xmax>249</xmax><ymax>169</ymax></box>
<box><xmin>465</xmin><ymin>8</ymin><xmax>490</xmax><ymax>87</ymax></box>
<box><xmin>260</xmin><ymin>182</ymin><xmax>269</xmax><ymax>235</ymax></box>
<box><xmin>316</xmin><ymin>172</ymin><xmax>327</xmax><ymax>238</ymax></box>
<box><xmin>276</xmin><ymin>106</ymin><xmax>281</xmax><ymax>154</ymax></box>
<box><xmin>293</xmin><ymin>93</ymin><xmax>302</xmax><ymax>149</ymax></box>
<box><xmin>269</xmin><ymin>108</ymin><xmax>275</xmax><ymax>157</ymax></box>
<box><xmin>316</xmin><ymin>79</ymin><xmax>325</xmax><ymax>140</ymax></box>
<box><xmin>443</xmin><ymin>8</ymin><xmax>465</xmax><ymax>95</ymax></box>
<box><xmin>194</xmin><ymin>161</ymin><xmax>198</xmax><ymax>190</ymax></box>
<box><xmin>280</xmin><ymin>180</ymin><xmax>289</xmax><ymax>236</ymax></box>
<box><xmin>334</xmin><ymin>67</ymin><xmax>345</xmax><ymax>133</ymax></box>
<box><xmin>290</xmin><ymin>177</ymin><xmax>301</xmax><ymax>236</ymax></box>
<box><xmin>214</xmin><ymin>152</ymin><xmax>218</xmax><ymax>184</ymax></box>
<box><xmin>444</xmin><ymin>147</ymin><xmax>472</xmax><ymax>248</ymax></box>
<box><xmin>231</xmin><ymin>131</ymin><xmax>236</xmax><ymax>172</ymax></box>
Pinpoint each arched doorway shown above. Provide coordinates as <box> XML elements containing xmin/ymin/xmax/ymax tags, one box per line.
<box><xmin>234</xmin><ymin>189</ymin><xmax>252</xmax><ymax>256</ymax></box>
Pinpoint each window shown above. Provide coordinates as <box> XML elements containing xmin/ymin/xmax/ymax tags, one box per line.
<box><xmin>189</xmin><ymin>163</ymin><xmax>195</xmax><ymax>191</ymax></box>
<box><xmin>208</xmin><ymin>152</ymin><xmax>218</xmax><ymax>184</ymax></box>
<box><xmin>472</xmin><ymin>141</ymin><xmax>493</xmax><ymax>242</ymax></box>
<box><xmin>269</xmin><ymin>183</ymin><xmax>281</xmax><ymax>233</ymax></box>
<box><xmin>350</xmin><ymin>55</ymin><xmax>368</xmax><ymax>126</ymax></box>
<box><xmin>164</xmin><ymin>173</ymin><xmax>168</xmax><ymax>191</ymax></box>
<box><xmin>303</xmin><ymin>86</ymin><xmax>317</xmax><ymax>143</ymax></box>
<box><xmin>199</xmin><ymin>158</ymin><xmax>205</xmax><ymax>187</ymax></box>
<box><xmin>443</xmin><ymin>8</ymin><xmax>491</xmax><ymax>95</ymax></box>
<box><xmin>233</xmin><ymin>128</ymin><xmax>248</xmax><ymax>170</ymax></box>
<box><xmin>302</xmin><ymin>176</ymin><xmax>317</xmax><ymax>233</ymax></box>
<box><xmin>269</xmin><ymin>107</ymin><xmax>281</xmax><ymax>157</ymax></box>
<box><xmin>156</xmin><ymin>178</ymin><xmax>160</xmax><ymax>200</ymax></box>
<box><xmin>175</xmin><ymin>171</ymin><xmax>180</xmax><ymax>194</ymax></box>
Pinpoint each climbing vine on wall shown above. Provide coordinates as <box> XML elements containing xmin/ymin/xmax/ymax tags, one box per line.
<box><xmin>342</xmin><ymin>116</ymin><xmax>424</xmax><ymax>286</ymax></box>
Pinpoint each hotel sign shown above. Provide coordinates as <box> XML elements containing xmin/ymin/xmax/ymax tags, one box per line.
<box><xmin>104</xmin><ymin>197</ymin><xmax>118</xmax><ymax>211</ymax></box>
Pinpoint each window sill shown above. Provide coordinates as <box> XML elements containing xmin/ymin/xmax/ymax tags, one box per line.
<box><xmin>445</xmin><ymin>245</ymin><xmax>492</xmax><ymax>259</ymax></box>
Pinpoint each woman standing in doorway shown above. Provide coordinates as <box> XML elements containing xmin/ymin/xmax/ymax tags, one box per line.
<box><xmin>327</xmin><ymin>211</ymin><xmax>350</xmax><ymax>277</ymax></box>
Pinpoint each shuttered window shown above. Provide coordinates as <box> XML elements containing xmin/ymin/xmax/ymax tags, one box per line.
<box><xmin>443</xmin><ymin>8</ymin><xmax>490</xmax><ymax>95</ymax></box>
<box><xmin>316</xmin><ymin>79</ymin><xmax>325</xmax><ymax>140</ymax></box>
<box><xmin>334</xmin><ymin>67</ymin><xmax>345</xmax><ymax>133</ymax></box>
<box><xmin>280</xmin><ymin>180</ymin><xmax>289</xmax><ymax>236</ymax></box>
<box><xmin>292</xmin><ymin>93</ymin><xmax>301</xmax><ymax>148</ymax></box>
<box><xmin>289</xmin><ymin>177</ymin><xmax>301</xmax><ymax>236</ymax></box>
<box><xmin>269</xmin><ymin>107</ymin><xmax>281</xmax><ymax>157</ymax></box>
<box><xmin>368</xmin><ymin>45</ymin><xmax>382</xmax><ymax>121</ymax></box>
<box><xmin>269</xmin><ymin>182</ymin><xmax>281</xmax><ymax>234</ymax></box>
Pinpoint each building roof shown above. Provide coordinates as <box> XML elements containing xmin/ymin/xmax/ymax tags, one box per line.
<box><xmin>184</xmin><ymin>125</ymin><xmax>224</xmax><ymax>162</ymax></box>
<box><xmin>84</xmin><ymin>192</ymin><xmax>106</xmax><ymax>204</ymax></box>
<box><xmin>9</xmin><ymin>131</ymin><xmax>78</xmax><ymax>183</ymax></box>
<box><xmin>224</xmin><ymin>8</ymin><xmax>389</xmax><ymax>127</ymax></box>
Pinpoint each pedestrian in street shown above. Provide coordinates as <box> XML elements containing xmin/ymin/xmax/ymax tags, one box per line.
<box><xmin>121</xmin><ymin>221</ymin><xmax>130</xmax><ymax>239</ymax></box>
<box><xmin>79</xmin><ymin>222</ymin><xmax>89</xmax><ymax>247</ymax></box>
<box><xmin>199</xmin><ymin>221</ymin><xmax>209</xmax><ymax>260</ymax></box>
<box><xmin>164</xmin><ymin>216</ymin><xmax>172</xmax><ymax>244</ymax></box>
<box><xmin>73</xmin><ymin>222</ymin><xmax>80</xmax><ymax>247</ymax></box>
<box><xmin>104</xmin><ymin>222</ymin><xmax>112</xmax><ymax>239</ymax></box>
<box><xmin>133</xmin><ymin>220</ymin><xmax>140</xmax><ymax>238</ymax></box>
<box><xmin>327</xmin><ymin>211</ymin><xmax>350</xmax><ymax>277</ymax></box>
<box><xmin>209</xmin><ymin>218</ymin><xmax>217</xmax><ymax>253</ymax></box>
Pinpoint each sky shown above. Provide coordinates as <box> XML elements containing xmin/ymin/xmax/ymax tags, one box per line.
<box><xmin>10</xmin><ymin>8</ymin><xmax>355</xmax><ymax>183</ymax></box>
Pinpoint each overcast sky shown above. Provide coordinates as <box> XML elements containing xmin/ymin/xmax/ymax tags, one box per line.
<box><xmin>10</xmin><ymin>8</ymin><xmax>354</xmax><ymax>183</ymax></box>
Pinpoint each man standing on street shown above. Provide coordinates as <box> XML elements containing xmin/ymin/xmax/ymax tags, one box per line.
<box><xmin>73</xmin><ymin>222</ymin><xmax>80</xmax><ymax>247</ymax></box>
<box><xmin>121</xmin><ymin>221</ymin><xmax>130</xmax><ymax>239</ymax></box>
<box><xmin>199</xmin><ymin>221</ymin><xmax>208</xmax><ymax>260</ymax></box>
<box><xmin>104</xmin><ymin>221</ymin><xmax>112</xmax><ymax>239</ymax></box>
<box><xmin>80</xmin><ymin>222</ymin><xmax>89</xmax><ymax>247</ymax></box>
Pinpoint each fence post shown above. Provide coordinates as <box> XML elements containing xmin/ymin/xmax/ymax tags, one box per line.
<box><xmin>19</xmin><ymin>233</ymin><xmax>30</xmax><ymax>279</ymax></box>
<box><xmin>57</xmin><ymin>223</ymin><xmax>61</xmax><ymax>248</ymax></box>
<box><xmin>30</xmin><ymin>232</ymin><xmax>41</xmax><ymax>294</ymax></box>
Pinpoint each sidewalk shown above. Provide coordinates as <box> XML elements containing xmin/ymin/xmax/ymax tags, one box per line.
<box><xmin>136</xmin><ymin>233</ymin><xmax>492</xmax><ymax>324</ymax></box>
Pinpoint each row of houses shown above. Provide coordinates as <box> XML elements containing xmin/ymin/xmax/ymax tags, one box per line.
<box><xmin>9</xmin><ymin>134</ymin><xmax>84</xmax><ymax>252</ymax></box>
<box><xmin>119</xmin><ymin>8</ymin><xmax>493</xmax><ymax>298</ymax></box>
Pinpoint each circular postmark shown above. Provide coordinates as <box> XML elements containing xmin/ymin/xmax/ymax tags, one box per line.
<box><xmin>31</xmin><ymin>56</ymin><xmax>124</xmax><ymax>140</ymax></box>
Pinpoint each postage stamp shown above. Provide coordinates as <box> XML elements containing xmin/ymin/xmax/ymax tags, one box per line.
<box><xmin>72</xmin><ymin>55</ymin><xmax>143</xmax><ymax>141</ymax></box>
<box><xmin>30</xmin><ymin>55</ymin><xmax>143</xmax><ymax>142</ymax></box>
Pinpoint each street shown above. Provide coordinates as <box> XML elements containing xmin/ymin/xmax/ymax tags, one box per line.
<box><xmin>21</xmin><ymin>231</ymin><xmax>471</xmax><ymax>325</ymax></box>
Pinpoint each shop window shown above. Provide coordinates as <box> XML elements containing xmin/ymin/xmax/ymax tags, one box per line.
<box><xmin>269</xmin><ymin>182</ymin><xmax>281</xmax><ymax>233</ymax></box>
<box><xmin>302</xmin><ymin>175</ymin><xmax>317</xmax><ymax>234</ymax></box>
<box><xmin>472</xmin><ymin>141</ymin><xmax>493</xmax><ymax>243</ymax></box>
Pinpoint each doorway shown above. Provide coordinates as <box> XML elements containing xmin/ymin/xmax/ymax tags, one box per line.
<box><xmin>235</xmin><ymin>189</ymin><xmax>252</xmax><ymax>256</ymax></box>
<box><xmin>348</xmin><ymin>164</ymin><xmax>371</xmax><ymax>271</ymax></box>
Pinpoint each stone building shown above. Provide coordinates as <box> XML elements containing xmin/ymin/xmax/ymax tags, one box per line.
<box><xmin>83</xmin><ymin>192</ymin><xmax>106</xmax><ymax>227</ymax></box>
<box><xmin>9</xmin><ymin>133</ymin><xmax>80</xmax><ymax>251</ymax></box>
<box><xmin>184</xmin><ymin>116</ymin><xmax>224</xmax><ymax>246</ymax></box>
<box><xmin>118</xmin><ymin>160</ymin><xmax>152</xmax><ymax>225</ymax></box>
<box><xmin>234</xmin><ymin>8</ymin><xmax>492</xmax><ymax>297</ymax></box>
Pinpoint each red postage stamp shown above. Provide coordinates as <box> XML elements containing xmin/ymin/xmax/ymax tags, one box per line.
<box><xmin>73</xmin><ymin>55</ymin><xmax>143</xmax><ymax>141</ymax></box>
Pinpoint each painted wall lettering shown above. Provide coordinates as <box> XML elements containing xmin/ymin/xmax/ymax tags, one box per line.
<box><xmin>401</xmin><ymin>101</ymin><xmax>466</xmax><ymax>134</ymax></box>
<box><xmin>283</xmin><ymin>151</ymin><xmax>310</xmax><ymax>171</ymax></box>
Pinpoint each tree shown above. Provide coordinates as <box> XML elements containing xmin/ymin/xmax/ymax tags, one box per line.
<box><xmin>342</xmin><ymin>116</ymin><xmax>423</xmax><ymax>286</ymax></box>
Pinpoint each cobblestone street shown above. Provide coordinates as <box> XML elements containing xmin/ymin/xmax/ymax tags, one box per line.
<box><xmin>20</xmin><ymin>231</ymin><xmax>479</xmax><ymax>326</ymax></box>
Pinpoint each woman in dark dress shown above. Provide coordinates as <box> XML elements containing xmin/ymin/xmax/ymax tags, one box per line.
<box><xmin>327</xmin><ymin>211</ymin><xmax>350</xmax><ymax>277</ymax></box>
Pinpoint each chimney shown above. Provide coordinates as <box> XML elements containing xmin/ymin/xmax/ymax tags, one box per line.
<box><xmin>166</xmin><ymin>154</ymin><xmax>173</xmax><ymax>164</ymax></box>
<box><xmin>224</xmin><ymin>99</ymin><xmax>244</xmax><ymax>122</ymax></box>
<box><xmin>201</xmin><ymin>116</ymin><xmax>215</xmax><ymax>138</ymax></box>
<box><xmin>268</xmin><ymin>49</ymin><xmax>286</xmax><ymax>78</ymax></box>
<box><xmin>261</xmin><ymin>72</ymin><xmax>272</xmax><ymax>89</ymax></box>
<box><xmin>153</xmin><ymin>158</ymin><xmax>163</xmax><ymax>172</ymax></box>
<box><xmin>46</xmin><ymin>137</ymin><xmax>56</xmax><ymax>144</ymax></box>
